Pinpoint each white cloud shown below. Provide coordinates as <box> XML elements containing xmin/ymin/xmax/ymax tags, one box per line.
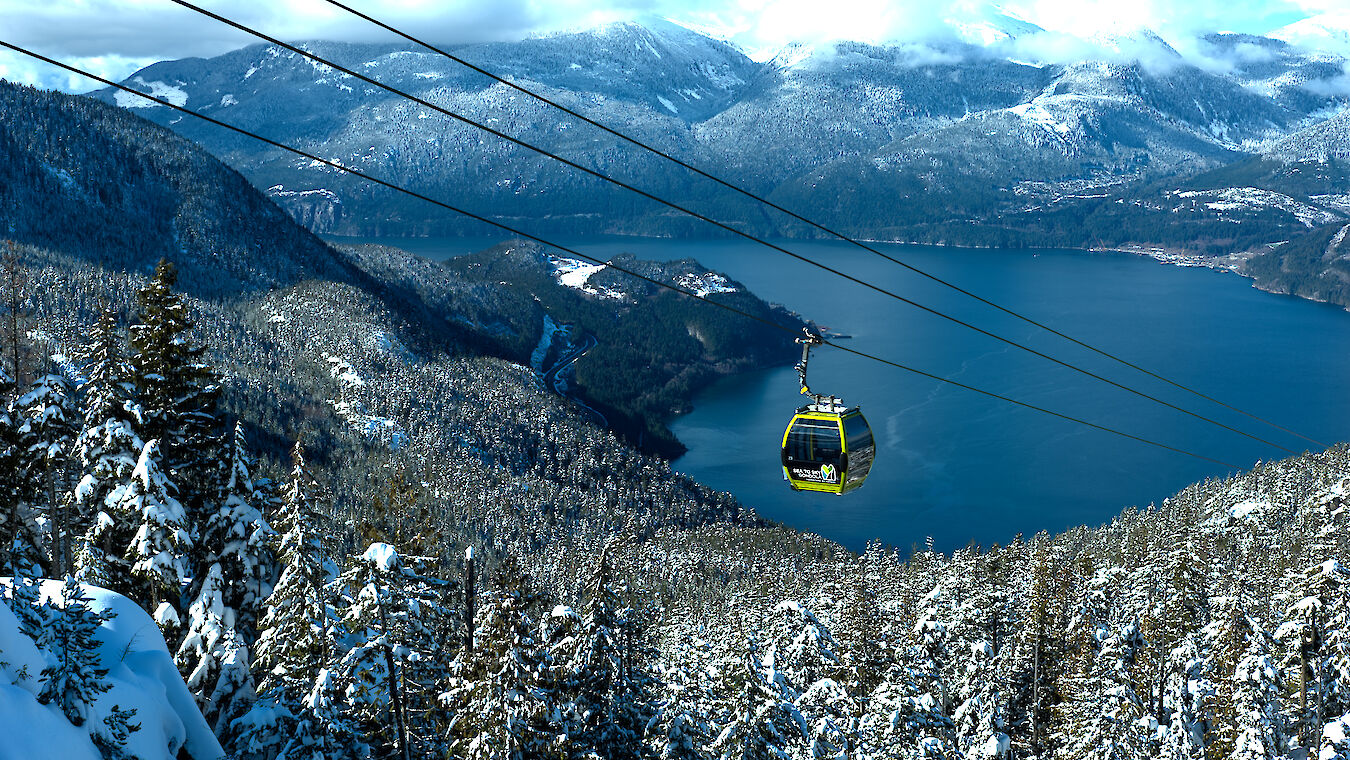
<box><xmin>0</xmin><ymin>0</ymin><xmax>1340</xmax><ymax>92</ymax></box>
<box><xmin>1300</xmin><ymin>61</ymin><xmax>1350</xmax><ymax>97</ymax></box>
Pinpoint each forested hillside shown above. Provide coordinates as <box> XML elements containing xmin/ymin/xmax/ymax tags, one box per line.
<box><xmin>3</xmin><ymin>59</ymin><xmax>1350</xmax><ymax>760</ymax></box>
<box><xmin>344</xmin><ymin>241</ymin><xmax>803</xmax><ymax>456</ymax></box>
<box><xmin>7</xmin><ymin>254</ymin><xmax>1350</xmax><ymax>759</ymax></box>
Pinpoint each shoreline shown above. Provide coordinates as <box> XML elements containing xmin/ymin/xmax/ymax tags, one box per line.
<box><xmin>343</xmin><ymin>231</ymin><xmax>1348</xmax><ymax>313</ymax></box>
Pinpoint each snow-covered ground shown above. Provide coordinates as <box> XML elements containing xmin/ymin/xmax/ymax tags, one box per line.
<box><xmin>0</xmin><ymin>579</ymin><xmax>223</xmax><ymax>760</ymax></box>
<box><xmin>674</xmin><ymin>272</ymin><xmax>738</xmax><ymax>297</ymax></box>
<box><xmin>1172</xmin><ymin>187</ymin><xmax>1344</xmax><ymax>228</ymax></box>
<box><xmin>113</xmin><ymin>78</ymin><xmax>188</xmax><ymax>109</ymax></box>
<box><xmin>549</xmin><ymin>256</ymin><xmax>625</xmax><ymax>299</ymax></box>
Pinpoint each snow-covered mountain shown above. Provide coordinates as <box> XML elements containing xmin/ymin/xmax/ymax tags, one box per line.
<box><xmin>1266</xmin><ymin>108</ymin><xmax>1350</xmax><ymax>164</ymax></box>
<box><xmin>90</xmin><ymin>19</ymin><xmax>1350</xmax><ymax>245</ymax></box>
<box><xmin>945</xmin><ymin>6</ymin><xmax>1045</xmax><ymax>47</ymax></box>
<box><xmin>1271</xmin><ymin>10</ymin><xmax>1350</xmax><ymax>57</ymax></box>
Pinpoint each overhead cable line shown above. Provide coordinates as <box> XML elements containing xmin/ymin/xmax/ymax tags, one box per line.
<box><xmin>317</xmin><ymin>0</ymin><xmax>1327</xmax><ymax>451</ymax></box>
<box><xmin>163</xmin><ymin>0</ymin><xmax>1301</xmax><ymax>457</ymax></box>
<box><xmin>1</xmin><ymin>39</ymin><xmax>1246</xmax><ymax>470</ymax></box>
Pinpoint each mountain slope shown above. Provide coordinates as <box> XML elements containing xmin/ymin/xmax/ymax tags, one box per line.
<box><xmin>3</xmin><ymin>78</ymin><xmax>763</xmax><ymax>586</ymax></box>
<box><xmin>0</xmin><ymin>81</ymin><xmax>346</xmax><ymax>299</ymax></box>
<box><xmin>89</xmin><ymin>21</ymin><xmax>1350</xmax><ymax>247</ymax></box>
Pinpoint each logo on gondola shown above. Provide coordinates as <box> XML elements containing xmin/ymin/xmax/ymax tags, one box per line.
<box><xmin>790</xmin><ymin>465</ymin><xmax>839</xmax><ymax>484</ymax></box>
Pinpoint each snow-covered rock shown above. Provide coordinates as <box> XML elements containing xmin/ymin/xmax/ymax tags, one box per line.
<box><xmin>0</xmin><ymin>579</ymin><xmax>224</xmax><ymax>760</ymax></box>
<box><xmin>362</xmin><ymin>542</ymin><xmax>400</xmax><ymax>571</ymax></box>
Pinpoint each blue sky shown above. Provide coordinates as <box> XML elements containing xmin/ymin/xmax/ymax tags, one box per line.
<box><xmin>0</xmin><ymin>0</ymin><xmax>1344</xmax><ymax>92</ymax></box>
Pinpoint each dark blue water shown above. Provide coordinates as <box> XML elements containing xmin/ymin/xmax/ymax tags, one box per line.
<box><xmin>391</xmin><ymin>235</ymin><xmax>1350</xmax><ymax>554</ymax></box>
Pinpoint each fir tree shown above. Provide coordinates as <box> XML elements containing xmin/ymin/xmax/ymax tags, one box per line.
<box><xmin>17</xmin><ymin>372</ymin><xmax>78</xmax><ymax>575</ymax></box>
<box><xmin>0</xmin><ymin>365</ymin><xmax>35</xmax><ymax>576</ymax></box>
<box><xmin>710</xmin><ymin>636</ymin><xmax>804</xmax><ymax>760</ymax></box>
<box><xmin>1158</xmin><ymin>637</ymin><xmax>1210</xmax><ymax>760</ymax></box>
<box><xmin>651</xmin><ymin>624</ymin><xmax>716</xmax><ymax>760</ymax></box>
<box><xmin>1232</xmin><ymin>623</ymin><xmax>1284</xmax><ymax>760</ymax></box>
<box><xmin>38</xmin><ymin>575</ymin><xmax>113</xmax><ymax>727</ymax></box>
<box><xmin>241</xmin><ymin>439</ymin><xmax>362</xmax><ymax>760</ymax></box>
<box><xmin>213</xmin><ymin>422</ymin><xmax>276</xmax><ymax>642</ymax></box>
<box><xmin>128</xmin><ymin>259</ymin><xmax>221</xmax><ymax>583</ymax></box>
<box><xmin>176</xmin><ymin>423</ymin><xmax>273</xmax><ymax>730</ymax></box>
<box><xmin>1205</xmin><ymin>589</ymin><xmax>1285</xmax><ymax>760</ymax></box>
<box><xmin>441</xmin><ymin>554</ymin><xmax>554</xmax><ymax>760</ymax></box>
<box><xmin>72</xmin><ymin>305</ymin><xmax>144</xmax><ymax>590</ymax></box>
<box><xmin>550</xmin><ymin>539</ymin><xmax>658</xmax><ymax>759</ymax></box>
<box><xmin>90</xmin><ymin>705</ymin><xmax>142</xmax><ymax>760</ymax></box>
<box><xmin>6</xmin><ymin>569</ymin><xmax>48</xmax><ymax>660</ymax></box>
<box><xmin>1055</xmin><ymin>621</ymin><xmax>1151</xmax><ymax>760</ymax></box>
<box><xmin>0</xmin><ymin>364</ymin><xmax>27</xmax><ymax>575</ymax></box>
<box><xmin>116</xmin><ymin>439</ymin><xmax>192</xmax><ymax>625</ymax></box>
<box><xmin>771</xmin><ymin>600</ymin><xmax>854</xmax><ymax>759</ymax></box>
<box><xmin>77</xmin><ymin>307</ymin><xmax>137</xmax><ymax>431</ymax></box>
<box><xmin>337</xmin><ymin>542</ymin><xmax>453</xmax><ymax>759</ymax></box>
<box><xmin>176</xmin><ymin>563</ymin><xmax>236</xmax><ymax>725</ymax></box>
<box><xmin>254</xmin><ymin>439</ymin><xmax>334</xmax><ymax>697</ymax></box>
<box><xmin>953</xmin><ymin>640</ymin><xmax>1011</xmax><ymax>760</ymax></box>
<box><xmin>129</xmin><ymin>259</ymin><xmax>220</xmax><ymax>473</ymax></box>
<box><xmin>71</xmin><ymin>411</ymin><xmax>144</xmax><ymax>590</ymax></box>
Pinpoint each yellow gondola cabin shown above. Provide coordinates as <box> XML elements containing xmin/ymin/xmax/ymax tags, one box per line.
<box><xmin>781</xmin><ymin>404</ymin><xmax>874</xmax><ymax>494</ymax></box>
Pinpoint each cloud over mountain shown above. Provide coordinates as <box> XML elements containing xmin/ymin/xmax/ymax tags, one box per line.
<box><xmin>0</xmin><ymin>0</ymin><xmax>1344</xmax><ymax>92</ymax></box>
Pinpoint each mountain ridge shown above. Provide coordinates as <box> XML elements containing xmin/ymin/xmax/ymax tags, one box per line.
<box><xmin>85</xmin><ymin>19</ymin><xmax>1350</xmax><ymax>265</ymax></box>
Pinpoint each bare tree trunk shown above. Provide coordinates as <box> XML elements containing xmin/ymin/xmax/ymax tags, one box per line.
<box><xmin>1031</xmin><ymin>637</ymin><xmax>1041</xmax><ymax>753</ymax></box>
<box><xmin>379</xmin><ymin>604</ymin><xmax>410</xmax><ymax>760</ymax></box>
<box><xmin>2</xmin><ymin>241</ymin><xmax>26</xmax><ymax>387</ymax></box>
<box><xmin>1301</xmin><ymin>620</ymin><xmax>1310</xmax><ymax>747</ymax></box>
<box><xmin>464</xmin><ymin>546</ymin><xmax>476</xmax><ymax>653</ymax></box>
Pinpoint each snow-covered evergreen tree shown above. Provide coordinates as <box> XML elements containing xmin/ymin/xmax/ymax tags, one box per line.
<box><xmin>176</xmin><ymin>422</ymin><xmax>273</xmax><ymax>731</ymax></box>
<box><xmin>770</xmin><ymin>600</ymin><xmax>854</xmax><ymax>759</ymax></box>
<box><xmin>128</xmin><ymin>259</ymin><xmax>221</xmax><ymax>588</ymax></box>
<box><xmin>38</xmin><ymin>575</ymin><xmax>113</xmax><ymax>727</ymax></box>
<box><xmin>1232</xmin><ymin>612</ymin><xmax>1284</xmax><ymax>760</ymax></box>
<box><xmin>1157</xmin><ymin>637</ymin><xmax>1210</xmax><ymax>760</ymax></box>
<box><xmin>441</xmin><ymin>553</ymin><xmax>554</xmax><ymax>760</ymax></box>
<box><xmin>908</xmin><ymin>600</ymin><xmax>959</xmax><ymax>757</ymax></box>
<box><xmin>5</xmin><ymin>569</ymin><xmax>48</xmax><ymax>675</ymax></box>
<box><xmin>1206</xmin><ymin>589</ymin><xmax>1285</xmax><ymax>760</ymax></box>
<box><xmin>253</xmin><ymin>439</ymin><xmax>334</xmax><ymax>695</ymax></box>
<box><xmin>70</xmin><ymin>409</ymin><xmax>144</xmax><ymax>590</ymax></box>
<box><xmin>710</xmin><ymin>636</ymin><xmax>804</xmax><ymax>760</ymax></box>
<box><xmin>77</xmin><ymin>307</ymin><xmax>136</xmax><ymax>430</ymax></box>
<box><xmin>239</xmin><ymin>438</ymin><xmax>361</xmax><ymax>760</ymax></box>
<box><xmin>115</xmin><ymin>438</ymin><xmax>191</xmax><ymax>626</ymax></box>
<box><xmin>953</xmin><ymin>640</ymin><xmax>1011</xmax><ymax>760</ymax></box>
<box><xmin>651</xmin><ymin>624</ymin><xmax>716</xmax><ymax>760</ymax></box>
<box><xmin>337</xmin><ymin>541</ymin><xmax>453</xmax><ymax>758</ymax></box>
<box><xmin>90</xmin><ymin>705</ymin><xmax>142</xmax><ymax>760</ymax></box>
<box><xmin>17</xmin><ymin>371</ymin><xmax>78</xmax><ymax>575</ymax></box>
<box><xmin>129</xmin><ymin>259</ymin><xmax>220</xmax><ymax>476</ymax></box>
<box><xmin>1325</xmin><ymin>713</ymin><xmax>1350</xmax><ymax>760</ymax></box>
<box><xmin>72</xmin><ymin>307</ymin><xmax>144</xmax><ymax>591</ymax></box>
<box><xmin>0</xmin><ymin>366</ymin><xmax>39</xmax><ymax>576</ymax></box>
<box><xmin>1055</xmin><ymin>620</ymin><xmax>1151</xmax><ymax>760</ymax></box>
<box><xmin>549</xmin><ymin>539</ymin><xmax>658</xmax><ymax>759</ymax></box>
<box><xmin>176</xmin><ymin>563</ymin><xmax>243</xmax><ymax>729</ymax></box>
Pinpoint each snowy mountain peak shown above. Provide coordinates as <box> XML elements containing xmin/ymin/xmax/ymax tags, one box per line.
<box><xmin>945</xmin><ymin>6</ymin><xmax>1045</xmax><ymax>47</ymax></box>
<box><xmin>1271</xmin><ymin>10</ymin><xmax>1350</xmax><ymax>56</ymax></box>
<box><xmin>763</xmin><ymin>41</ymin><xmax>818</xmax><ymax>68</ymax></box>
<box><xmin>1088</xmin><ymin>25</ymin><xmax>1182</xmax><ymax>61</ymax></box>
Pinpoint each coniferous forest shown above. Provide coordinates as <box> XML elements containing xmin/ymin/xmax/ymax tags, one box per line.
<box><xmin>2</xmin><ymin>56</ymin><xmax>1350</xmax><ymax>760</ymax></box>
